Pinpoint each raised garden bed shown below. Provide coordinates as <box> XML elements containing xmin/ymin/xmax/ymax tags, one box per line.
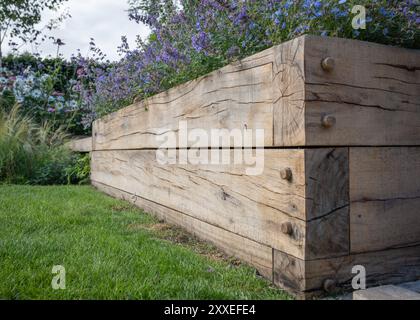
<box><xmin>87</xmin><ymin>35</ymin><xmax>420</xmax><ymax>298</ymax></box>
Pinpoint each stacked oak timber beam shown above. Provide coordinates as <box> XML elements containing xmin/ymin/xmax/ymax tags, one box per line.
<box><xmin>90</xmin><ymin>35</ymin><xmax>420</xmax><ymax>298</ymax></box>
<box><xmin>66</xmin><ymin>136</ymin><xmax>92</xmax><ymax>153</ymax></box>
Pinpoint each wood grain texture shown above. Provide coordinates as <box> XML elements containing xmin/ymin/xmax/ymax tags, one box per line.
<box><xmin>305</xmin><ymin>148</ymin><xmax>349</xmax><ymax>220</ymax></box>
<box><xmin>349</xmin><ymin>147</ymin><xmax>420</xmax><ymax>253</ymax></box>
<box><xmin>274</xmin><ymin>245</ymin><xmax>420</xmax><ymax>298</ymax></box>
<box><xmin>304</xmin><ymin>36</ymin><xmax>420</xmax><ymax>146</ymax></box>
<box><xmin>91</xmin><ymin>148</ymin><xmax>350</xmax><ymax>260</ymax></box>
<box><xmin>91</xmin><ymin>149</ymin><xmax>307</xmax><ymax>258</ymax></box>
<box><xmin>273</xmin><ymin>249</ymin><xmax>306</xmax><ymax>296</ymax></box>
<box><xmin>88</xmin><ymin>35</ymin><xmax>420</xmax><ymax>297</ymax></box>
<box><xmin>304</xmin><ymin>148</ymin><xmax>350</xmax><ymax>259</ymax></box>
<box><xmin>93</xmin><ymin>35</ymin><xmax>420</xmax><ymax>148</ymax></box>
<box><xmin>92</xmin><ymin>180</ymin><xmax>273</xmax><ymax>279</ymax></box>
<box><xmin>272</xmin><ymin>36</ymin><xmax>306</xmax><ymax>146</ymax></box>
<box><xmin>66</xmin><ymin>137</ymin><xmax>92</xmax><ymax>152</ymax></box>
<box><xmin>92</xmin><ymin>48</ymin><xmax>274</xmax><ymax>150</ymax></box>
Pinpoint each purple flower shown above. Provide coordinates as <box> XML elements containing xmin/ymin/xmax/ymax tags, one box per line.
<box><xmin>67</xmin><ymin>0</ymin><xmax>420</xmax><ymax>132</ymax></box>
<box><xmin>227</xmin><ymin>46</ymin><xmax>240</xmax><ymax>59</ymax></box>
<box><xmin>192</xmin><ymin>31</ymin><xmax>209</xmax><ymax>54</ymax></box>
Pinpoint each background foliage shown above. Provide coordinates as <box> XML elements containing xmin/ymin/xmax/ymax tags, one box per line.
<box><xmin>0</xmin><ymin>0</ymin><xmax>69</xmax><ymax>62</ymax></box>
<box><xmin>0</xmin><ymin>53</ymin><xmax>100</xmax><ymax>135</ymax></box>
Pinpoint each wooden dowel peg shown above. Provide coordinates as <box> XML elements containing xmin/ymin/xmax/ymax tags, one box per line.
<box><xmin>323</xmin><ymin>279</ymin><xmax>336</xmax><ymax>293</ymax></box>
<box><xmin>321</xmin><ymin>114</ymin><xmax>336</xmax><ymax>128</ymax></box>
<box><xmin>321</xmin><ymin>57</ymin><xmax>335</xmax><ymax>72</ymax></box>
<box><xmin>280</xmin><ymin>168</ymin><xmax>293</xmax><ymax>181</ymax></box>
<box><xmin>281</xmin><ymin>222</ymin><xmax>293</xmax><ymax>236</ymax></box>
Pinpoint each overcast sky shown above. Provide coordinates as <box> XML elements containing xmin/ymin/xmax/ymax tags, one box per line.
<box><xmin>5</xmin><ymin>0</ymin><xmax>150</xmax><ymax>61</ymax></box>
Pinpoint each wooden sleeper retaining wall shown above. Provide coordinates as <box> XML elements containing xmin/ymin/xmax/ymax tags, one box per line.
<box><xmin>89</xmin><ymin>35</ymin><xmax>420</xmax><ymax>298</ymax></box>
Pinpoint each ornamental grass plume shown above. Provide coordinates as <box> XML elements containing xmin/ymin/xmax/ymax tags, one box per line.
<box><xmin>0</xmin><ymin>104</ymin><xmax>37</xmax><ymax>182</ymax></box>
<box><xmin>0</xmin><ymin>104</ymin><xmax>78</xmax><ymax>184</ymax></box>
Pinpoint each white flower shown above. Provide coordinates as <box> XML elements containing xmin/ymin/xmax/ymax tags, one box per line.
<box><xmin>40</xmin><ymin>74</ymin><xmax>50</xmax><ymax>82</ymax></box>
<box><xmin>31</xmin><ymin>89</ymin><xmax>43</xmax><ymax>99</ymax></box>
<box><xmin>55</xmin><ymin>102</ymin><xmax>64</xmax><ymax>110</ymax></box>
<box><xmin>67</xmin><ymin>100</ymin><xmax>79</xmax><ymax>110</ymax></box>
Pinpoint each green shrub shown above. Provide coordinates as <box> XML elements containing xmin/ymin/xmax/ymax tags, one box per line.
<box><xmin>0</xmin><ymin>104</ymin><xmax>89</xmax><ymax>185</ymax></box>
<box><xmin>65</xmin><ymin>153</ymin><xmax>91</xmax><ymax>185</ymax></box>
<box><xmin>28</xmin><ymin>148</ymin><xmax>76</xmax><ymax>185</ymax></box>
<box><xmin>0</xmin><ymin>89</ymin><xmax>16</xmax><ymax>113</ymax></box>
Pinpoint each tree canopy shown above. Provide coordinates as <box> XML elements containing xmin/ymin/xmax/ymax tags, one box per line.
<box><xmin>0</xmin><ymin>0</ymin><xmax>69</xmax><ymax>61</ymax></box>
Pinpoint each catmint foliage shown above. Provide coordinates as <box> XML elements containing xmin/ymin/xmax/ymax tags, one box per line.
<box><xmin>64</xmin><ymin>0</ymin><xmax>420</xmax><ymax>130</ymax></box>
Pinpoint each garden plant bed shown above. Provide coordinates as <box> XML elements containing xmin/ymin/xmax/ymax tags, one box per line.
<box><xmin>89</xmin><ymin>35</ymin><xmax>420</xmax><ymax>299</ymax></box>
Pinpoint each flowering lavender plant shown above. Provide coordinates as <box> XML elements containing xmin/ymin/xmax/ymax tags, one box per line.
<box><xmin>74</xmin><ymin>0</ymin><xmax>418</xmax><ymax>130</ymax></box>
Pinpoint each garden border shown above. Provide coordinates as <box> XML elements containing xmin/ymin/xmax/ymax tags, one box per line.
<box><xmin>81</xmin><ymin>35</ymin><xmax>420</xmax><ymax>298</ymax></box>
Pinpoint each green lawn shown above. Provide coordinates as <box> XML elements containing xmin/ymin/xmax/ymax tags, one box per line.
<box><xmin>0</xmin><ymin>185</ymin><xmax>290</xmax><ymax>300</ymax></box>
